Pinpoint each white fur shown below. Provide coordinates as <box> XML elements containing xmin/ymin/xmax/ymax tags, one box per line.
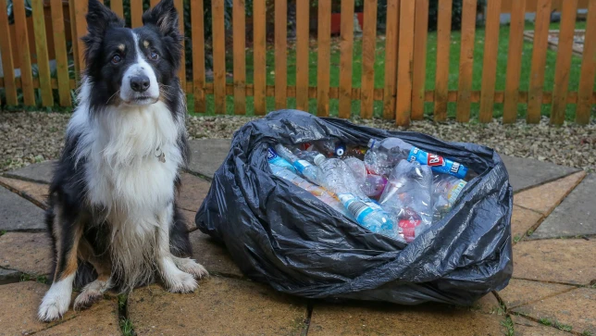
<box><xmin>119</xmin><ymin>32</ymin><xmax>160</xmax><ymax>103</ymax></box>
<box><xmin>73</xmin><ymin>278</ymin><xmax>111</xmax><ymax>311</ymax></box>
<box><xmin>38</xmin><ymin>273</ymin><xmax>75</xmax><ymax>321</ymax></box>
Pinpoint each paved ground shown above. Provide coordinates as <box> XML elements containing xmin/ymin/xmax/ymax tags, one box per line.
<box><xmin>0</xmin><ymin>140</ymin><xmax>594</xmax><ymax>336</ymax></box>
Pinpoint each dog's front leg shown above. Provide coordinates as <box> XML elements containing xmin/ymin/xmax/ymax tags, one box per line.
<box><xmin>155</xmin><ymin>203</ymin><xmax>199</xmax><ymax>293</ymax></box>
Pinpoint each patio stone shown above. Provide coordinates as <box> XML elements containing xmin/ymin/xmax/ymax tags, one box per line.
<box><xmin>177</xmin><ymin>172</ymin><xmax>211</xmax><ymax>214</ymax></box>
<box><xmin>512</xmin><ymin>288</ymin><xmax>596</xmax><ymax>335</ymax></box>
<box><xmin>189</xmin><ymin>230</ymin><xmax>243</xmax><ymax>278</ymax></box>
<box><xmin>0</xmin><ymin>177</ymin><xmax>49</xmax><ymax>209</ymax></box>
<box><xmin>501</xmin><ymin>155</ymin><xmax>579</xmax><ymax>193</ymax></box>
<box><xmin>498</xmin><ymin>279</ymin><xmax>575</xmax><ymax>309</ymax></box>
<box><xmin>511</xmin><ymin>206</ymin><xmax>543</xmax><ymax>242</ymax></box>
<box><xmin>128</xmin><ymin>277</ymin><xmax>307</xmax><ymax>336</ymax></box>
<box><xmin>308</xmin><ymin>301</ymin><xmax>505</xmax><ymax>336</ymax></box>
<box><xmin>511</xmin><ymin>315</ymin><xmax>571</xmax><ymax>336</ymax></box>
<box><xmin>0</xmin><ymin>186</ymin><xmax>45</xmax><ymax>232</ymax></box>
<box><xmin>34</xmin><ymin>299</ymin><xmax>120</xmax><ymax>336</ymax></box>
<box><xmin>513</xmin><ymin>171</ymin><xmax>586</xmax><ymax>215</ymax></box>
<box><xmin>532</xmin><ymin>174</ymin><xmax>596</xmax><ymax>239</ymax></box>
<box><xmin>512</xmin><ymin>239</ymin><xmax>596</xmax><ymax>285</ymax></box>
<box><xmin>179</xmin><ymin>208</ymin><xmax>198</xmax><ymax>232</ymax></box>
<box><xmin>472</xmin><ymin>292</ymin><xmax>502</xmax><ymax>315</ymax></box>
<box><xmin>3</xmin><ymin>160</ymin><xmax>55</xmax><ymax>184</ymax></box>
<box><xmin>0</xmin><ymin>232</ymin><xmax>51</xmax><ymax>276</ymax></box>
<box><xmin>187</xmin><ymin>139</ymin><xmax>231</xmax><ymax>179</ymax></box>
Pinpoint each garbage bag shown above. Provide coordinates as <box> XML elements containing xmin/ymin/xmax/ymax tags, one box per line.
<box><xmin>195</xmin><ymin>110</ymin><xmax>513</xmax><ymax>306</ymax></box>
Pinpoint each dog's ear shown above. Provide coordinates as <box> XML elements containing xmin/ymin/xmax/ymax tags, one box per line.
<box><xmin>86</xmin><ymin>0</ymin><xmax>124</xmax><ymax>37</ymax></box>
<box><xmin>142</xmin><ymin>0</ymin><xmax>179</xmax><ymax>37</ymax></box>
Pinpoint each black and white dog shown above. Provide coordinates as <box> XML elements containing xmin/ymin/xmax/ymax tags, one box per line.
<box><xmin>38</xmin><ymin>0</ymin><xmax>207</xmax><ymax>321</ymax></box>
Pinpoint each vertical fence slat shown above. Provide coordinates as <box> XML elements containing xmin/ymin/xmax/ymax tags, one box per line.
<box><xmin>32</xmin><ymin>0</ymin><xmax>53</xmax><ymax>107</ymax></box>
<box><xmin>382</xmin><ymin>0</ymin><xmax>399</xmax><ymax>120</ymax></box>
<box><xmin>233</xmin><ymin>0</ymin><xmax>246</xmax><ymax>114</ymax></box>
<box><xmin>275</xmin><ymin>0</ymin><xmax>287</xmax><ymax>109</ymax></box>
<box><xmin>74</xmin><ymin>0</ymin><xmax>88</xmax><ymax>77</ymax></box>
<box><xmin>0</xmin><ymin>0</ymin><xmax>18</xmax><ymax>105</ymax></box>
<box><xmin>150</xmin><ymin>0</ymin><xmax>160</xmax><ymax>7</ymax></box>
<box><xmin>191</xmin><ymin>0</ymin><xmax>206</xmax><ymax>112</ymax></box>
<box><xmin>479</xmin><ymin>0</ymin><xmax>502</xmax><ymax>123</ymax></box>
<box><xmin>317</xmin><ymin>0</ymin><xmax>331</xmax><ymax>116</ymax></box>
<box><xmin>395</xmin><ymin>0</ymin><xmax>415</xmax><ymax>126</ymax></box>
<box><xmin>50</xmin><ymin>0</ymin><xmax>71</xmax><ymax>106</ymax></box>
<box><xmin>111</xmin><ymin>0</ymin><xmax>124</xmax><ymax>18</ymax></box>
<box><xmin>175</xmin><ymin>0</ymin><xmax>186</xmax><ymax>93</ymax></box>
<box><xmin>253</xmin><ymin>0</ymin><xmax>266</xmax><ymax>115</ymax></box>
<box><xmin>550</xmin><ymin>0</ymin><xmax>578</xmax><ymax>125</ymax></box>
<box><xmin>434</xmin><ymin>0</ymin><xmax>452</xmax><ymax>121</ymax></box>
<box><xmin>576</xmin><ymin>0</ymin><xmax>596</xmax><ymax>124</ymax></box>
<box><xmin>360</xmin><ymin>0</ymin><xmax>377</xmax><ymax>119</ymax></box>
<box><xmin>295</xmin><ymin>0</ymin><xmax>309</xmax><ymax>111</ymax></box>
<box><xmin>13</xmin><ymin>0</ymin><xmax>35</xmax><ymax>105</ymax></box>
<box><xmin>131</xmin><ymin>0</ymin><xmax>143</xmax><ymax>28</ymax></box>
<box><xmin>411</xmin><ymin>0</ymin><xmax>429</xmax><ymax>120</ymax></box>
<box><xmin>527</xmin><ymin>0</ymin><xmax>552</xmax><ymax>123</ymax></box>
<box><xmin>212</xmin><ymin>0</ymin><xmax>226</xmax><ymax>114</ymax></box>
<box><xmin>456</xmin><ymin>0</ymin><xmax>477</xmax><ymax>122</ymax></box>
<box><xmin>69</xmin><ymin>0</ymin><xmax>79</xmax><ymax>76</ymax></box>
<box><xmin>503</xmin><ymin>0</ymin><xmax>526</xmax><ymax>123</ymax></box>
<box><xmin>338</xmin><ymin>0</ymin><xmax>355</xmax><ymax>118</ymax></box>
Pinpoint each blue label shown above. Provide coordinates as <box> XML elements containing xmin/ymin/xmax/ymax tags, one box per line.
<box><xmin>294</xmin><ymin>160</ymin><xmax>312</xmax><ymax>174</ymax></box>
<box><xmin>268</xmin><ymin>148</ymin><xmax>296</xmax><ymax>173</ymax></box>
<box><xmin>407</xmin><ymin>148</ymin><xmax>468</xmax><ymax>179</ymax></box>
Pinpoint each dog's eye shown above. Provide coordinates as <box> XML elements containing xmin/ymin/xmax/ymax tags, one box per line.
<box><xmin>149</xmin><ymin>51</ymin><xmax>159</xmax><ymax>61</ymax></box>
<box><xmin>111</xmin><ymin>54</ymin><xmax>122</xmax><ymax>64</ymax></box>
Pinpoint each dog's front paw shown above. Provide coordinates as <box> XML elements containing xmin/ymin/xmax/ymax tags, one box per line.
<box><xmin>166</xmin><ymin>271</ymin><xmax>198</xmax><ymax>293</ymax></box>
<box><xmin>38</xmin><ymin>292</ymin><xmax>71</xmax><ymax>322</ymax></box>
<box><xmin>73</xmin><ymin>289</ymin><xmax>103</xmax><ymax>311</ymax></box>
<box><xmin>173</xmin><ymin>257</ymin><xmax>209</xmax><ymax>280</ymax></box>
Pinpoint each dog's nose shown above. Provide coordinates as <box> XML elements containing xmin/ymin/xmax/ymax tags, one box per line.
<box><xmin>130</xmin><ymin>75</ymin><xmax>150</xmax><ymax>92</ymax></box>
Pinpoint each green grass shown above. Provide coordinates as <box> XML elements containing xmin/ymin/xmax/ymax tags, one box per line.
<box><xmin>190</xmin><ymin>19</ymin><xmax>590</xmax><ymax>122</ymax></box>
<box><xmin>501</xmin><ymin>316</ymin><xmax>515</xmax><ymax>336</ymax></box>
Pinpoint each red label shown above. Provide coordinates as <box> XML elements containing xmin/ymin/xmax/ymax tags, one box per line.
<box><xmin>427</xmin><ymin>153</ymin><xmax>444</xmax><ymax>167</ymax></box>
<box><xmin>300</xmin><ymin>143</ymin><xmax>313</xmax><ymax>150</ymax></box>
<box><xmin>399</xmin><ymin>219</ymin><xmax>421</xmax><ymax>243</ymax></box>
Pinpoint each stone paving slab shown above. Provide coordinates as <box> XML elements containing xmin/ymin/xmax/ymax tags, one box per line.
<box><xmin>128</xmin><ymin>277</ymin><xmax>307</xmax><ymax>336</ymax></box>
<box><xmin>189</xmin><ymin>230</ymin><xmax>243</xmax><ymax>278</ymax></box>
<box><xmin>3</xmin><ymin>160</ymin><xmax>55</xmax><ymax>184</ymax></box>
<box><xmin>180</xmin><ymin>208</ymin><xmax>198</xmax><ymax>232</ymax></box>
<box><xmin>532</xmin><ymin>174</ymin><xmax>596</xmax><ymax>239</ymax></box>
<box><xmin>511</xmin><ymin>206</ymin><xmax>543</xmax><ymax>243</ymax></box>
<box><xmin>308</xmin><ymin>301</ymin><xmax>505</xmax><ymax>336</ymax></box>
<box><xmin>0</xmin><ymin>186</ymin><xmax>45</xmax><ymax>232</ymax></box>
<box><xmin>512</xmin><ymin>239</ymin><xmax>596</xmax><ymax>285</ymax></box>
<box><xmin>0</xmin><ymin>268</ymin><xmax>21</xmax><ymax>285</ymax></box>
<box><xmin>0</xmin><ymin>232</ymin><xmax>51</xmax><ymax>276</ymax></box>
<box><xmin>34</xmin><ymin>299</ymin><xmax>120</xmax><ymax>336</ymax></box>
<box><xmin>514</xmin><ymin>171</ymin><xmax>586</xmax><ymax>215</ymax></box>
<box><xmin>187</xmin><ymin>139</ymin><xmax>231</xmax><ymax>179</ymax></box>
<box><xmin>498</xmin><ymin>279</ymin><xmax>575</xmax><ymax>309</ymax></box>
<box><xmin>177</xmin><ymin>172</ymin><xmax>211</xmax><ymax>214</ymax></box>
<box><xmin>0</xmin><ymin>177</ymin><xmax>49</xmax><ymax>209</ymax></box>
<box><xmin>511</xmin><ymin>315</ymin><xmax>572</xmax><ymax>336</ymax></box>
<box><xmin>512</xmin><ymin>288</ymin><xmax>596</xmax><ymax>335</ymax></box>
<box><xmin>501</xmin><ymin>155</ymin><xmax>580</xmax><ymax>193</ymax></box>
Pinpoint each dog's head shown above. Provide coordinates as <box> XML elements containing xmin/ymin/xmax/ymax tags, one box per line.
<box><xmin>83</xmin><ymin>0</ymin><xmax>182</xmax><ymax>107</ymax></box>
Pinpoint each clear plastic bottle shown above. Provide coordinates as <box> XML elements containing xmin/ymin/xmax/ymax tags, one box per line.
<box><xmin>379</xmin><ymin>160</ymin><xmax>433</xmax><ymax>243</ymax></box>
<box><xmin>274</xmin><ymin>144</ymin><xmax>323</xmax><ymax>185</ymax></box>
<box><xmin>292</xmin><ymin>147</ymin><xmax>326</xmax><ymax>165</ymax></box>
<box><xmin>313</xmin><ymin>140</ymin><xmax>346</xmax><ymax>157</ymax></box>
<box><xmin>365</xmin><ymin>138</ymin><xmax>469</xmax><ymax>179</ymax></box>
<box><xmin>269</xmin><ymin>164</ymin><xmax>351</xmax><ymax>218</ymax></box>
<box><xmin>267</xmin><ymin>147</ymin><xmax>296</xmax><ymax>173</ymax></box>
<box><xmin>314</xmin><ymin>156</ymin><xmax>400</xmax><ymax>239</ymax></box>
<box><xmin>343</xmin><ymin>157</ymin><xmax>387</xmax><ymax>198</ymax></box>
<box><xmin>431</xmin><ymin>174</ymin><xmax>467</xmax><ymax>222</ymax></box>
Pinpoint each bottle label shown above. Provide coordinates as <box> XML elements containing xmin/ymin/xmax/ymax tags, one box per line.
<box><xmin>338</xmin><ymin>194</ymin><xmax>373</xmax><ymax>223</ymax></box>
<box><xmin>407</xmin><ymin>148</ymin><xmax>468</xmax><ymax>179</ymax></box>
<box><xmin>399</xmin><ymin>219</ymin><xmax>421</xmax><ymax>243</ymax></box>
<box><xmin>268</xmin><ymin>148</ymin><xmax>296</xmax><ymax>173</ymax></box>
<box><xmin>447</xmin><ymin>180</ymin><xmax>467</xmax><ymax>204</ymax></box>
<box><xmin>294</xmin><ymin>160</ymin><xmax>311</xmax><ymax>174</ymax></box>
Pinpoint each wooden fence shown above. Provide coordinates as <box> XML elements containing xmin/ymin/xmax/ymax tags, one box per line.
<box><xmin>0</xmin><ymin>0</ymin><xmax>595</xmax><ymax>125</ymax></box>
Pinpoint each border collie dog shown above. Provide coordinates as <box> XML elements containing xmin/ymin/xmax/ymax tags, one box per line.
<box><xmin>38</xmin><ymin>0</ymin><xmax>207</xmax><ymax>321</ymax></box>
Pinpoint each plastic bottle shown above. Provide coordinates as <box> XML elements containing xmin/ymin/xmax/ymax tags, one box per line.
<box><xmin>343</xmin><ymin>157</ymin><xmax>367</xmax><ymax>185</ymax></box>
<box><xmin>274</xmin><ymin>144</ymin><xmax>323</xmax><ymax>185</ymax></box>
<box><xmin>343</xmin><ymin>157</ymin><xmax>387</xmax><ymax>198</ymax></box>
<box><xmin>292</xmin><ymin>147</ymin><xmax>326</xmax><ymax>165</ymax></box>
<box><xmin>313</xmin><ymin>140</ymin><xmax>346</xmax><ymax>157</ymax></box>
<box><xmin>379</xmin><ymin>160</ymin><xmax>433</xmax><ymax>243</ymax></box>
<box><xmin>314</xmin><ymin>156</ymin><xmax>400</xmax><ymax>239</ymax></box>
<box><xmin>269</xmin><ymin>164</ymin><xmax>351</xmax><ymax>218</ymax></box>
<box><xmin>431</xmin><ymin>174</ymin><xmax>467</xmax><ymax>222</ymax></box>
<box><xmin>365</xmin><ymin>138</ymin><xmax>469</xmax><ymax>179</ymax></box>
<box><xmin>267</xmin><ymin>147</ymin><xmax>296</xmax><ymax>173</ymax></box>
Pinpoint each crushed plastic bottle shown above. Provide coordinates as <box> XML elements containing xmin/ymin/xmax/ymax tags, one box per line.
<box><xmin>269</xmin><ymin>164</ymin><xmax>351</xmax><ymax>218</ymax></box>
<box><xmin>314</xmin><ymin>156</ymin><xmax>400</xmax><ymax>239</ymax></box>
<box><xmin>274</xmin><ymin>144</ymin><xmax>323</xmax><ymax>185</ymax></box>
<box><xmin>267</xmin><ymin>147</ymin><xmax>296</xmax><ymax>173</ymax></box>
<box><xmin>292</xmin><ymin>147</ymin><xmax>326</xmax><ymax>165</ymax></box>
<box><xmin>343</xmin><ymin>157</ymin><xmax>387</xmax><ymax>198</ymax></box>
<box><xmin>432</xmin><ymin>174</ymin><xmax>467</xmax><ymax>222</ymax></box>
<box><xmin>365</xmin><ymin>138</ymin><xmax>469</xmax><ymax>179</ymax></box>
<box><xmin>343</xmin><ymin>157</ymin><xmax>367</xmax><ymax>185</ymax></box>
<box><xmin>379</xmin><ymin>160</ymin><xmax>433</xmax><ymax>242</ymax></box>
<box><xmin>313</xmin><ymin>140</ymin><xmax>347</xmax><ymax>157</ymax></box>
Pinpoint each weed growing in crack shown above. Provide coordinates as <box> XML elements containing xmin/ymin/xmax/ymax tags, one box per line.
<box><xmin>500</xmin><ymin>316</ymin><xmax>514</xmax><ymax>336</ymax></box>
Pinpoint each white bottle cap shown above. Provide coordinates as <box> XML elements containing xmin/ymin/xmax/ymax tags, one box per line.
<box><xmin>314</xmin><ymin>154</ymin><xmax>326</xmax><ymax>166</ymax></box>
<box><xmin>367</xmin><ymin>138</ymin><xmax>376</xmax><ymax>149</ymax></box>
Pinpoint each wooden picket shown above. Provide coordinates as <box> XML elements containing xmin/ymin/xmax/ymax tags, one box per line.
<box><xmin>0</xmin><ymin>0</ymin><xmax>594</xmax><ymax>125</ymax></box>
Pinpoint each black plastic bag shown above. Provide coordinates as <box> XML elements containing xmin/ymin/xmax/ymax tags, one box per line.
<box><xmin>196</xmin><ymin>110</ymin><xmax>513</xmax><ymax>306</ymax></box>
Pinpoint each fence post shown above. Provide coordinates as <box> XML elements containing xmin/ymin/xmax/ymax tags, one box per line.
<box><xmin>317</xmin><ymin>0</ymin><xmax>332</xmax><ymax>116</ymax></box>
<box><xmin>411</xmin><ymin>0</ymin><xmax>429</xmax><ymax>121</ymax></box>
<box><xmin>360</xmin><ymin>0</ymin><xmax>378</xmax><ymax>119</ymax></box>
<box><xmin>395</xmin><ymin>0</ymin><xmax>415</xmax><ymax>126</ymax></box>
<box><xmin>0</xmin><ymin>0</ymin><xmax>18</xmax><ymax>105</ymax></box>
<box><xmin>338</xmin><ymin>0</ymin><xmax>355</xmax><ymax>119</ymax></box>
<box><xmin>479</xmin><ymin>0</ymin><xmax>502</xmax><ymax>123</ymax></box>
<box><xmin>434</xmin><ymin>0</ymin><xmax>453</xmax><ymax>122</ymax></box>
<box><xmin>275</xmin><ymin>0</ymin><xmax>287</xmax><ymax>109</ymax></box>
<box><xmin>382</xmin><ymin>0</ymin><xmax>399</xmax><ymax>120</ymax></box>
<box><xmin>456</xmin><ymin>0</ymin><xmax>477</xmax><ymax>122</ymax></box>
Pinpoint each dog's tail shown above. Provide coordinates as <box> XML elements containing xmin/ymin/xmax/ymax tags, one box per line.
<box><xmin>73</xmin><ymin>261</ymin><xmax>97</xmax><ymax>290</ymax></box>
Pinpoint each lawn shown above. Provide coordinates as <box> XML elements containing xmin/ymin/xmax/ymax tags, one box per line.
<box><xmin>191</xmin><ymin>20</ymin><xmax>589</xmax><ymax>121</ymax></box>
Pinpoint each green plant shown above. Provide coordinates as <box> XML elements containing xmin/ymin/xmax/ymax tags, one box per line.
<box><xmin>0</xmin><ymin>230</ymin><xmax>6</xmax><ymax>236</ymax></box>
<box><xmin>554</xmin><ymin>321</ymin><xmax>572</xmax><ymax>332</ymax></box>
<box><xmin>582</xmin><ymin>330</ymin><xmax>593</xmax><ymax>336</ymax></box>
<box><xmin>539</xmin><ymin>317</ymin><xmax>552</xmax><ymax>326</ymax></box>
<box><xmin>500</xmin><ymin>316</ymin><xmax>514</xmax><ymax>336</ymax></box>
<box><xmin>120</xmin><ymin>318</ymin><xmax>135</xmax><ymax>336</ymax></box>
